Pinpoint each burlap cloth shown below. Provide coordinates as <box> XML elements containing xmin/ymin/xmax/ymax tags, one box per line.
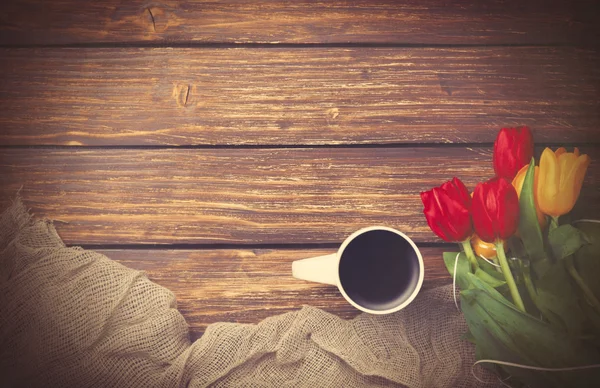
<box><xmin>0</xmin><ymin>197</ymin><xmax>501</xmax><ymax>387</ymax></box>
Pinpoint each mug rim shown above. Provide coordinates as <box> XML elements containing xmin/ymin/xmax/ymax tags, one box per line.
<box><xmin>335</xmin><ymin>226</ymin><xmax>424</xmax><ymax>315</ymax></box>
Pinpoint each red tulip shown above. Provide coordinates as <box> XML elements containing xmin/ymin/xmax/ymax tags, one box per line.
<box><xmin>472</xmin><ymin>177</ymin><xmax>520</xmax><ymax>243</ymax></box>
<box><xmin>420</xmin><ymin>177</ymin><xmax>473</xmax><ymax>242</ymax></box>
<box><xmin>493</xmin><ymin>126</ymin><xmax>534</xmax><ymax>180</ymax></box>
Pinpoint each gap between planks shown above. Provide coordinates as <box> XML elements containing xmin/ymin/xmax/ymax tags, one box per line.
<box><xmin>1</xmin><ymin>146</ymin><xmax>599</xmax><ymax>245</ymax></box>
<box><xmin>102</xmin><ymin>246</ymin><xmax>451</xmax><ymax>339</ymax></box>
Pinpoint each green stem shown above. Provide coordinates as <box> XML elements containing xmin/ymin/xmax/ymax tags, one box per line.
<box><xmin>565</xmin><ymin>256</ymin><xmax>600</xmax><ymax>316</ymax></box>
<box><xmin>549</xmin><ymin>216</ymin><xmax>560</xmax><ymax>232</ymax></box>
<box><xmin>461</xmin><ymin>239</ymin><xmax>479</xmax><ymax>272</ymax></box>
<box><xmin>496</xmin><ymin>241</ymin><xmax>526</xmax><ymax>313</ymax></box>
<box><xmin>491</xmin><ymin>256</ymin><xmax>502</xmax><ymax>272</ymax></box>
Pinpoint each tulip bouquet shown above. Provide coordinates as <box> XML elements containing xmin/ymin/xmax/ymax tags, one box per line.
<box><xmin>421</xmin><ymin>127</ymin><xmax>600</xmax><ymax>387</ymax></box>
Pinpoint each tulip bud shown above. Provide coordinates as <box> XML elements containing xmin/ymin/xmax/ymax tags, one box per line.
<box><xmin>471</xmin><ymin>234</ymin><xmax>505</xmax><ymax>259</ymax></box>
<box><xmin>493</xmin><ymin>126</ymin><xmax>534</xmax><ymax>181</ymax></box>
<box><xmin>420</xmin><ymin>177</ymin><xmax>473</xmax><ymax>242</ymax></box>
<box><xmin>538</xmin><ymin>147</ymin><xmax>591</xmax><ymax>217</ymax></box>
<box><xmin>472</xmin><ymin>177</ymin><xmax>520</xmax><ymax>243</ymax></box>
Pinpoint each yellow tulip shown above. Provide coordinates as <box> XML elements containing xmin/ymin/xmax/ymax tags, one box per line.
<box><xmin>538</xmin><ymin>147</ymin><xmax>591</xmax><ymax>217</ymax></box>
<box><xmin>512</xmin><ymin>164</ymin><xmax>547</xmax><ymax>230</ymax></box>
<box><xmin>471</xmin><ymin>234</ymin><xmax>505</xmax><ymax>260</ymax></box>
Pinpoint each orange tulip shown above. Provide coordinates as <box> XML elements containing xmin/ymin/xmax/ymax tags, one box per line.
<box><xmin>471</xmin><ymin>234</ymin><xmax>505</xmax><ymax>259</ymax></box>
<box><xmin>537</xmin><ymin>147</ymin><xmax>591</xmax><ymax>217</ymax></box>
<box><xmin>512</xmin><ymin>164</ymin><xmax>547</xmax><ymax>230</ymax></box>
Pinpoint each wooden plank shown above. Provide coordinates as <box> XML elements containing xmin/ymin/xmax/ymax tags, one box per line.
<box><xmin>104</xmin><ymin>247</ymin><xmax>450</xmax><ymax>340</ymax></box>
<box><xmin>1</xmin><ymin>147</ymin><xmax>599</xmax><ymax>245</ymax></box>
<box><xmin>0</xmin><ymin>0</ymin><xmax>598</xmax><ymax>45</ymax></box>
<box><xmin>0</xmin><ymin>47</ymin><xmax>598</xmax><ymax>146</ymax></box>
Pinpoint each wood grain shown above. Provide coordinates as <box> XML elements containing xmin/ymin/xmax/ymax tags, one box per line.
<box><xmin>0</xmin><ymin>47</ymin><xmax>598</xmax><ymax>146</ymax></box>
<box><xmin>105</xmin><ymin>247</ymin><xmax>450</xmax><ymax>340</ymax></box>
<box><xmin>0</xmin><ymin>0</ymin><xmax>598</xmax><ymax>45</ymax></box>
<box><xmin>1</xmin><ymin>147</ymin><xmax>599</xmax><ymax>245</ymax></box>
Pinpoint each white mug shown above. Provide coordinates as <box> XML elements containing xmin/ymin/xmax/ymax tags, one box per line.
<box><xmin>292</xmin><ymin>226</ymin><xmax>424</xmax><ymax>314</ymax></box>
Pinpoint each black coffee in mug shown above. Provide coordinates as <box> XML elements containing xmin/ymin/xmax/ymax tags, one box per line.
<box><xmin>338</xmin><ymin>230</ymin><xmax>420</xmax><ymax>311</ymax></box>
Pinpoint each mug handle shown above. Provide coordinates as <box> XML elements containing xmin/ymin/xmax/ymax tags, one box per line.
<box><xmin>291</xmin><ymin>253</ymin><xmax>338</xmax><ymax>286</ymax></box>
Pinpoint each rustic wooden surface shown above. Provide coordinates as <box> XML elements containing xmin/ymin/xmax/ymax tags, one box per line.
<box><xmin>106</xmin><ymin>247</ymin><xmax>449</xmax><ymax>340</ymax></box>
<box><xmin>0</xmin><ymin>47</ymin><xmax>598</xmax><ymax>145</ymax></box>
<box><xmin>2</xmin><ymin>147</ymin><xmax>598</xmax><ymax>245</ymax></box>
<box><xmin>1</xmin><ymin>0</ymin><xmax>599</xmax><ymax>337</ymax></box>
<box><xmin>0</xmin><ymin>0</ymin><xmax>598</xmax><ymax>45</ymax></box>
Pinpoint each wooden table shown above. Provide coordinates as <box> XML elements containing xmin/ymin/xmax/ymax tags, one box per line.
<box><xmin>1</xmin><ymin>0</ymin><xmax>599</xmax><ymax>341</ymax></box>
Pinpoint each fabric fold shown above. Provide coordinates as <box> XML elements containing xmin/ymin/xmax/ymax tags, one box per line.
<box><xmin>0</xmin><ymin>197</ymin><xmax>499</xmax><ymax>387</ymax></box>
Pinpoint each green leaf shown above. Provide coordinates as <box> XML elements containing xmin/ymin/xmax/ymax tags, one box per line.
<box><xmin>446</xmin><ymin>245</ymin><xmax>600</xmax><ymax>387</ymax></box>
<box><xmin>508</xmin><ymin>236</ymin><xmax>527</xmax><ymax>261</ymax></box>
<box><xmin>573</xmin><ymin>222</ymin><xmax>600</xmax><ymax>335</ymax></box>
<box><xmin>475</xmin><ymin>267</ymin><xmax>506</xmax><ymax>288</ymax></box>
<box><xmin>579</xmin><ymin>301</ymin><xmax>600</xmax><ymax>346</ymax></box>
<box><xmin>476</xmin><ymin>256</ymin><xmax>512</xmax><ymax>300</ymax></box>
<box><xmin>476</xmin><ymin>256</ymin><xmax>504</xmax><ymax>280</ymax></box>
<box><xmin>460</xmin><ymin>273</ymin><xmax>600</xmax><ymax>387</ymax></box>
<box><xmin>549</xmin><ymin>224</ymin><xmax>589</xmax><ymax>260</ymax></box>
<box><xmin>532</xmin><ymin>258</ymin><xmax>553</xmax><ymax>280</ymax></box>
<box><xmin>529</xmin><ymin>222</ymin><xmax>600</xmax><ymax>339</ymax></box>
<box><xmin>575</xmin><ymin>222</ymin><xmax>600</xmax><ymax>300</ymax></box>
<box><xmin>443</xmin><ymin>251</ymin><xmax>471</xmax><ymax>290</ymax></box>
<box><xmin>518</xmin><ymin>158</ymin><xmax>546</xmax><ymax>262</ymax></box>
<box><xmin>534</xmin><ymin>261</ymin><xmax>588</xmax><ymax>335</ymax></box>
